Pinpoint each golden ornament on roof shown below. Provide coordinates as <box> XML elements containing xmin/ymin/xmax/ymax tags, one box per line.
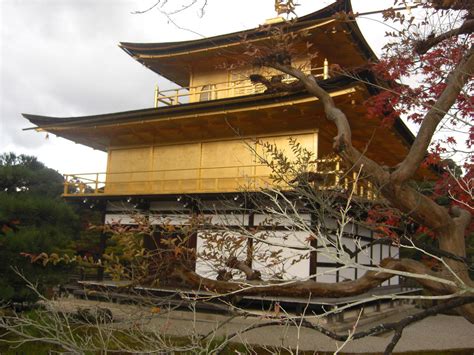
<box><xmin>274</xmin><ymin>0</ymin><xmax>298</xmax><ymax>16</ymax></box>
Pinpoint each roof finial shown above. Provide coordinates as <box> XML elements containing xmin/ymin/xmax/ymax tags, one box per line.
<box><xmin>274</xmin><ymin>0</ymin><xmax>298</xmax><ymax>16</ymax></box>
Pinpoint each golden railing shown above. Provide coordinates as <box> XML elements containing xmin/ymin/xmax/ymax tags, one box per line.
<box><xmin>63</xmin><ymin>156</ymin><xmax>379</xmax><ymax>200</ymax></box>
<box><xmin>154</xmin><ymin>60</ymin><xmax>329</xmax><ymax>107</ymax></box>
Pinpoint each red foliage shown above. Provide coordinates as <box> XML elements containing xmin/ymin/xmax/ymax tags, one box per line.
<box><xmin>365</xmin><ymin>28</ymin><xmax>473</xmax><ymax>162</ymax></box>
<box><xmin>416</xmin><ymin>225</ymin><xmax>436</xmax><ymax>239</ymax></box>
<box><xmin>363</xmin><ymin>15</ymin><xmax>473</xmax><ymax>243</ymax></box>
<box><xmin>366</xmin><ymin>206</ymin><xmax>402</xmax><ymax>241</ymax></box>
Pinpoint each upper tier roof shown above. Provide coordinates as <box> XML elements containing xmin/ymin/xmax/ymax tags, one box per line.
<box><xmin>22</xmin><ymin>74</ymin><xmax>423</xmax><ymax>175</ymax></box>
<box><xmin>120</xmin><ymin>0</ymin><xmax>376</xmax><ymax>87</ymax></box>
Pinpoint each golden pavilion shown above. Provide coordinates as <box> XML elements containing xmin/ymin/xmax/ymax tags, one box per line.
<box><xmin>23</xmin><ymin>0</ymin><xmax>413</xmax><ymax>284</ymax></box>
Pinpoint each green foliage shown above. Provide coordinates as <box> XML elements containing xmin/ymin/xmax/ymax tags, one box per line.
<box><xmin>0</xmin><ymin>152</ymin><xmax>63</xmax><ymax>197</ymax></box>
<box><xmin>0</xmin><ymin>152</ymin><xmax>79</xmax><ymax>304</ymax></box>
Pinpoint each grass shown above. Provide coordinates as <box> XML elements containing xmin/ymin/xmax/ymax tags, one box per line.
<box><xmin>1</xmin><ymin>310</ymin><xmax>473</xmax><ymax>354</ymax></box>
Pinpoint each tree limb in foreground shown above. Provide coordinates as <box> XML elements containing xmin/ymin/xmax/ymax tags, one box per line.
<box><xmin>259</xmin><ymin>41</ymin><xmax>474</xmax><ymax>321</ymax></box>
<box><xmin>171</xmin><ymin>257</ymin><xmax>459</xmax><ymax>298</ymax></box>
<box><xmin>212</xmin><ymin>295</ymin><xmax>474</xmax><ymax>355</ymax></box>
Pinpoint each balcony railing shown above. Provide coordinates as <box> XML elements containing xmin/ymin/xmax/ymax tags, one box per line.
<box><xmin>154</xmin><ymin>60</ymin><xmax>329</xmax><ymax>107</ymax></box>
<box><xmin>63</xmin><ymin>156</ymin><xmax>379</xmax><ymax>200</ymax></box>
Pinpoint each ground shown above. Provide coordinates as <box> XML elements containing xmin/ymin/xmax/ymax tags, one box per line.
<box><xmin>47</xmin><ymin>297</ymin><xmax>474</xmax><ymax>353</ymax></box>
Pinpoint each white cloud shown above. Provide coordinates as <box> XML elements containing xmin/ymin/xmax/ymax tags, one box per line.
<box><xmin>1</xmin><ymin>0</ymin><xmax>394</xmax><ymax>174</ymax></box>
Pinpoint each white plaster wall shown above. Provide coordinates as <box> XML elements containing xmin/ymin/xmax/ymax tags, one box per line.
<box><xmin>106</xmin><ymin>201</ymin><xmax>137</xmax><ymax>212</ymax></box>
<box><xmin>339</xmin><ymin>267</ymin><xmax>356</xmax><ymax>281</ymax></box>
<box><xmin>105</xmin><ymin>208</ymin><xmax>401</xmax><ymax>286</ymax></box>
<box><xmin>202</xmin><ymin>214</ymin><xmax>249</xmax><ymax>226</ymax></box>
<box><xmin>372</xmin><ymin>244</ymin><xmax>382</xmax><ymax>264</ymax></box>
<box><xmin>390</xmin><ymin>245</ymin><xmax>399</xmax><ymax>259</ymax></box>
<box><xmin>342</xmin><ymin>236</ymin><xmax>357</xmax><ymax>253</ymax></box>
<box><xmin>316</xmin><ymin>245</ymin><xmax>339</xmax><ymax>264</ymax></box>
<box><xmin>381</xmin><ymin>244</ymin><xmax>391</xmax><ymax>286</ymax></box>
<box><xmin>149</xmin><ymin>214</ymin><xmax>192</xmax><ymax>226</ymax></box>
<box><xmin>104</xmin><ymin>214</ymin><xmax>143</xmax><ymax>225</ymax></box>
<box><xmin>389</xmin><ymin>245</ymin><xmax>400</xmax><ymax>285</ymax></box>
<box><xmin>252</xmin><ymin>230</ymin><xmax>311</xmax><ymax>280</ymax></box>
<box><xmin>357</xmin><ymin>225</ymin><xmax>372</xmax><ymax>238</ymax></box>
<box><xmin>321</xmin><ymin>217</ymin><xmax>338</xmax><ymax>230</ymax></box>
<box><xmin>315</xmin><ymin>266</ymin><xmax>337</xmax><ymax>283</ymax></box>
<box><xmin>357</xmin><ymin>239</ymin><xmax>372</xmax><ymax>265</ymax></box>
<box><xmin>343</xmin><ymin>222</ymin><xmax>356</xmax><ymax>234</ymax></box>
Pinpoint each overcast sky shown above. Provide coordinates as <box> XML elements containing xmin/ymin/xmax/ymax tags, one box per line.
<box><xmin>0</xmin><ymin>0</ymin><xmax>395</xmax><ymax>174</ymax></box>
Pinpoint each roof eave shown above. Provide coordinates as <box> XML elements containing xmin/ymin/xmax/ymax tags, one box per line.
<box><xmin>119</xmin><ymin>0</ymin><xmax>363</xmax><ymax>84</ymax></box>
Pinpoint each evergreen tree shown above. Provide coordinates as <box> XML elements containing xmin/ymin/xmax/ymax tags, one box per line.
<box><xmin>0</xmin><ymin>153</ymin><xmax>78</xmax><ymax>303</ymax></box>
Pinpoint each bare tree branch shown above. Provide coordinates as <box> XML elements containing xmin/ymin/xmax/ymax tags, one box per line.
<box><xmin>216</xmin><ymin>296</ymin><xmax>474</xmax><ymax>354</ymax></box>
<box><xmin>414</xmin><ymin>19</ymin><xmax>474</xmax><ymax>54</ymax></box>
